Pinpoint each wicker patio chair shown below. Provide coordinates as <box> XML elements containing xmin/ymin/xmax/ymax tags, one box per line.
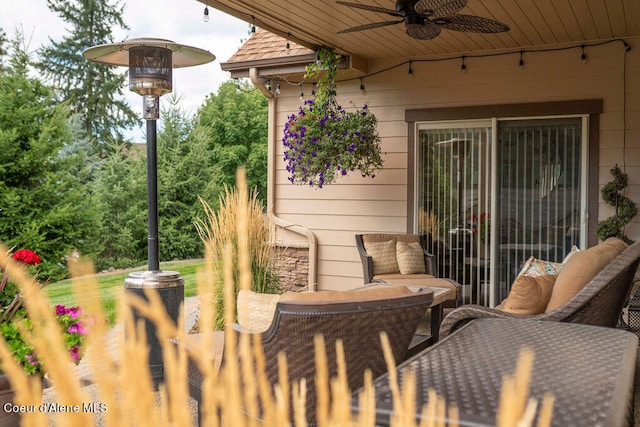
<box><xmin>182</xmin><ymin>288</ymin><xmax>434</xmax><ymax>426</ymax></box>
<box><xmin>355</xmin><ymin>233</ymin><xmax>462</xmax><ymax>307</ymax></box>
<box><xmin>440</xmin><ymin>240</ymin><xmax>640</xmax><ymax>339</ymax></box>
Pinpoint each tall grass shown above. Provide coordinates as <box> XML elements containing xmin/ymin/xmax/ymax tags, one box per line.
<box><xmin>194</xmin><ymin>171</ymin><xmax>281</xmax><ymax>330</ymax></box>
<box><xmin>0</xmin><ymin>168</ymin><xmax>554</xmax><ymax>426</ymax></box>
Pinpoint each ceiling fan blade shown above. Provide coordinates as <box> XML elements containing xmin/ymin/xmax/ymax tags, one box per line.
<box><xmin>336</xmin><ymin>1</ymin><xmax>404</xmax><ymax>17</ymax></box>
<box><xmin>337</xmin><ymin>20</ymin><xmax>404</xmax><ymax>34</ymax></box>
<box><xmin>436</xmin><ymin>14</ymin><xmax>510</xmax><ymax>33</ymax></box>
<box><xmin>406</xmin><ymin>21</ymin><xmax>442</xmax><ymax>40</ymax></box>
<box><xmin>415</xmin><ymin>0</ymin><xmax>467</xmax><ymax>19</ymax></box>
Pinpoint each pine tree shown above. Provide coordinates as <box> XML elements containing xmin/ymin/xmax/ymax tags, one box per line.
<box><xmin>37</xmin><ymin>0</ymin><xmax>137</xmax><ymax>151</ymax></box>
<box><xmin>157</xmin><ymin>95</ymin><xmax>216</xmax><ymax>261</ymax></box>
<box><xmin>93</xmin><ymin>142</ymin><xmax>147</xmax><ymax>269</ymax></box>
<box><xmin>0</xmin><ymin>37</ymin><xmax>103</xmax><ymax>279</ymax></box>
<box><xmin>197</xmin><ymin>80</ymin><xmax>268</xmax><ymax>204</ymax></box>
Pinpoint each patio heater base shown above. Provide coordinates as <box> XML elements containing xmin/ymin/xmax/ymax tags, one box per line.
<box><xmin>124</xmin><ymin>270</ymin><xmax>184</xmax><ymax>387</ymax></box>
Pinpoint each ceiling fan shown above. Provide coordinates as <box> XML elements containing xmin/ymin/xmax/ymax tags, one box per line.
<box><xmin>336</xmin><ymin>0</ymin><xmax>510</xmax><ymax>40</ymax></box>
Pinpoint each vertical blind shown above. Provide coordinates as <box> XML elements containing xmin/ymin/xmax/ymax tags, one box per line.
<box><xmin>417</xmin><ymin>117</ymin><xmax>583</xmax><ymax>305</ymax></box>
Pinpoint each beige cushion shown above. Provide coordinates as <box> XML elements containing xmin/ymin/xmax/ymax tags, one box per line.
<box><xmin>364</xmin><ymin>240</ymin><xmax>399</xmax><ymax>275</ymax></box>
<box><xmin>545</xmin><ymin>237</ymin><xmax>628</xmax><ymax>312</ymax></box>
<box><xmin>396</xmin><ymin>241</ymin><xmax>426</xmax><ymax>274</ymax></box>
<box><xmin>237</xmin><ymin>289</ymin><xmax>280</xmax><ymax>332</ymax></box>
<box><xmin>370</xmin><ymin>277</ymin><xmax>458</xmax><ymax>300</ymax></box>
<box><xmin>279</xmin><ymin>286</ymin><xmax>411</xmax><ymax>303</ymax></box>
<box><xmin>502</xmin><ymin>275</ymin><xmax>557</xmax><ymax>315</ymax></box>
<box><xmin>373</xmin><ymin>273</ymin><xmax>435</xmax><ymax>281</ymax></box>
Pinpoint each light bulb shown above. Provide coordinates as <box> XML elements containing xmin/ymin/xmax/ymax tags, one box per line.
<box><xmin>408</xmin><ymin>60</ymin><xmax>414</xmax><ymax>78</ymax></box>
<box><xmin>203</xmin><ymin>6</ymin><xmax>209</xmax><ymax>22</ymax></box>
<box><xmin>517</xmin><ymin>52</ymin><xmax>524</xmax><ymax>69</ymax></box>
<box><xmin>581</xmin><ymin>46</ymin><xmax>587</xmax><ymax>64</ymax></box>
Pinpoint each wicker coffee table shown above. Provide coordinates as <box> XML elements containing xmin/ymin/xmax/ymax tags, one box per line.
<box><xmin>364</xmin><ymin>284</ymin><xmax>453</xmax><ymax>356</ymax></box>
<box><xmin>352</xmin><ymin>318</ymin><xmax>638</xmax><ymax>426</ymax></box>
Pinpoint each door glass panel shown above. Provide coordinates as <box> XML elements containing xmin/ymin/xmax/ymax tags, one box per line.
<box><xmin>416</xmin><ymin>125</ymin><xmax>491</xmax><ymax>304</ymax></box>
<box><xmin>495</xmin><ymin>118</ymin><xmax>583</xmax><ymax>301</ymax></box>
<box><xmin>417</xmin><ymin>117</ymin><xmax>584</xmax><ymax>306</ymax></box>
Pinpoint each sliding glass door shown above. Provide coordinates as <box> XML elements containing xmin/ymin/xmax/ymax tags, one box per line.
<box><xmin>416</xmin><ymin>116</ymin><xmax>586</xmax><ymax>306</ymax></box>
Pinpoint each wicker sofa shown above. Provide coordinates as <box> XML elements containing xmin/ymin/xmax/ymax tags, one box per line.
<box><xmin>355</xmin><ymin>233</ymin><xmax>462</xmax><ymax>307</ymax></box>
<box><xmin>440</xmin><ymin>238</ymin><xmax>640</xmax><ymax>339</ymax></box>
<box><xmin>180</xmin><ymin>286</ymin><xmax>434</xmax><ymax>425</ymax></box>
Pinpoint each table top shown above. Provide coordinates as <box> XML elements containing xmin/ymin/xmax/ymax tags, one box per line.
<box><xmin>352</xmin><ymin>318</ymin><xmax>638</xmax><ymax>426</ymax></box>
<box><xmin>365</xmin><ymin>283</ymin><xmax>453</xmax><ymax>307</ymax></box>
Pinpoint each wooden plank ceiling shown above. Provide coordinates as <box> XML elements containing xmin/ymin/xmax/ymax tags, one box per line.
<box><xmin>202</xmin><ymin>0</ymin><xmax>640</xmax><ymax>60</ymax></box>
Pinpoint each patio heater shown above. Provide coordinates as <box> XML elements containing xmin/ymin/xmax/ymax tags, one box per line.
<box><xmin>83</xmin><ymin>38</ymin><xmax>215</xmax><ymax>386</ymax></box>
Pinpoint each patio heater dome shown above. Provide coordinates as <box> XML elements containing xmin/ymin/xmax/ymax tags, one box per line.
<box><xmin>82</xmin><ymin>37</ymin><xmax>215</xmax><ymax>97</ymax></box>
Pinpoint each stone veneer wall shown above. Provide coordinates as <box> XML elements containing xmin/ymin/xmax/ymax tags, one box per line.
<box><xmin>274</xmin><ymin>243</ymin><xmax>309</xmax><ymax>292</ymax></box>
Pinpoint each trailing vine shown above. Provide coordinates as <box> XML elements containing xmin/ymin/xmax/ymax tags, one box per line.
<box><xmin>595</xmin><ymin>165</ymin><xmax>637</xmax><ymax>243</ymax></box>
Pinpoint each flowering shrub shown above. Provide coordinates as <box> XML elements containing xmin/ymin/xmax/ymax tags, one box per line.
<box><xmin>470</xmin><ymin>213</ymin><xmax>491</xmax><ymax>242</ymax></box>
<box><xmin>282</xmin><ymin>47</ymin><xmax>383</xmax><ymax>188</ymax></box>
<box><xmin>0</xmin><ymin>249</ymin><xmax>87</xmax><ymax>375</ymax></box>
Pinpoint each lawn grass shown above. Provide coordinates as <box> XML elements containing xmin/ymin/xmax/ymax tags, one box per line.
<box><xmin>44</xmin><ymin>259</ymin><xmax>205</xmax><ymax>324</ymax></box>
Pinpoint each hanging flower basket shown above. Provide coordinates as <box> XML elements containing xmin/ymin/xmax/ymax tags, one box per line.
<box><xmin>282</xmin><ymin>47</ymin><xmax>383</xmax><ymax>188</ymax></box>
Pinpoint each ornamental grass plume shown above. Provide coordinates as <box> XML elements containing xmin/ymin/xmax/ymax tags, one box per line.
<box><xmin>194</xmin><ymin>167</ymin><xmax>282</xmax><ymax>331</ymax></box>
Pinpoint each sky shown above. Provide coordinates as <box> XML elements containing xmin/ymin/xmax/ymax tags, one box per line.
<box><xmin>0</xmin><ymin>0</ymin><xmax>250</xmax><ymax>141</ymax></box>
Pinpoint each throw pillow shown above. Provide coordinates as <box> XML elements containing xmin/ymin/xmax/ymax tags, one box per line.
<box><xmin>364</xmin><ymin>240</ymin><xmax>399</xmax><ymax>275</ymax></box>
<box><xmin>502</xmin><ymin>274</ymin><xmax>557</xmax><ymax>315</ymax></box>
<box><xmin>518</xmin><ymin>256</ymin><xmax>562</xmax><ymax>277</ymax></box>
<box><xmin>562</xmin><ymin>245</ymin><xmax>580</xmax><ymax>265</ymax></box>
<box><xmin>396</xmin><ymin>241</ymin><xmax>426</xmax><ymax>274</ymax></box>
<box><xmin>237</xmin><ymin>289</ymin><xmax>280</xmax><ymax>333</ymax></box>
<box><xmin>545</xmin><ymin>237</ymin><xmax>628</xmax><ymax>312</ymax></box>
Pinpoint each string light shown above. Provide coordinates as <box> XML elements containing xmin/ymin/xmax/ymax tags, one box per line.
<box><xmin>251</xmin><ymin>16</ymin><xmax>256</xmax><ymax>33</ymax></box>
<box><xmin>268</xmin><ymin>40</ymin><xmax>627</xmax><ymax>99</ymax></box>
<box><xmin>581</xmin><ymin>45</ymin><xmax>587</xmax><ymax>64</ymax></box>
<box><xmin>518</xmin><ymin>51</ymin><xmax>524</xmax><ymax>69</ymax></box>
<box><xmin>275</xmin><ymin>81</ymin><xmax>281</xmax><ymax>96</ymax></box>
<box><xmin>203</xmin><ymin>1</ymin><xmax>210</xmax><ymax>22</ymax></box>
<box><xmin>285</xmin><ymin>33</ymin><xmax>291</xmax><ymax>54</ymax></box>
<box><xmin>299</xmin><ymin>83</ymin><xmax>304</xmax><ymax>100</ymax></box>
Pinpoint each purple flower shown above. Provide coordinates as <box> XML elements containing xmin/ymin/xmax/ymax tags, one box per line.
<box><xmin>55</xmin><ymin>304</ymin><xmax>67</xmax><ymax>316</ymax></box>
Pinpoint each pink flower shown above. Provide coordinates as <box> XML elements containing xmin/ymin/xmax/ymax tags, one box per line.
<box><xmin>69</xmin><ymin>346</ymin><xmax>80</xmax><ymax>363</ymax></box>
<box><xmin>67</xmin><ymin>322</ymin><xmax>85</xmax><ymax>335</ymax></box>
<box><xmin>12</xmin><ymin>249</ymin><xmax>41</xmax><ymax>266</ymax></box>
<box><xmin>26</xmin><ymin>353</ymin><xmax>39</xmax><ymax>367</ymax></box>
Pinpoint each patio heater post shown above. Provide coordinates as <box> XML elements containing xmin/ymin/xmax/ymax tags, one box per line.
<box><xmin>82</xmin><ymin>39</ymin><xmax>215</xmax><ymax>386</ymax></box>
